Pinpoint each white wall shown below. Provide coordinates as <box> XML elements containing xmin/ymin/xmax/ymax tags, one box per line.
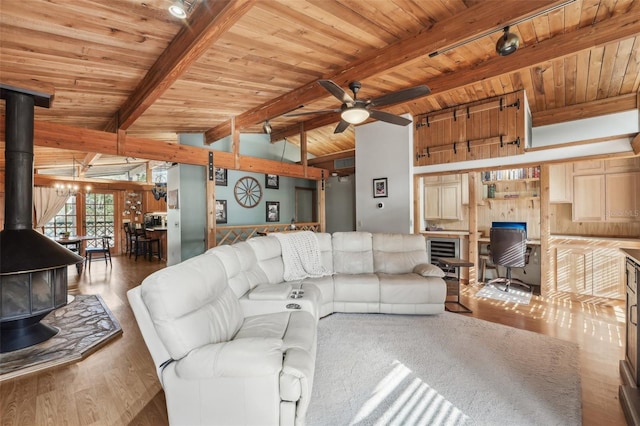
<box><xmin>166</xmin><ymin>164</ymin><xmax>181</xmax><ymax>266</ymax></box>
<box><xmin>355</xmin><ymin>116</ymin><xmax>413</xmax><ymax>233</ymax></box>
<box><xmin>325</xmin><ymin>175</ymin><xmax>355</xmax><ymax>233</ymax></box>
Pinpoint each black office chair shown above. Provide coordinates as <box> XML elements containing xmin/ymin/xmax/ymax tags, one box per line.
<box><xmin>486</xmin><ymin>227</ymin><xmax>530</xmax><ymax>292</ymax></box>
<box><xmin>84</xmin><ymin>236</ymin><xmax>112</xmax><ymax>270</ymax></box>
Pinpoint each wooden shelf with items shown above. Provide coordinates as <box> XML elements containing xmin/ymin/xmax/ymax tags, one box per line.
<box><xmin>481</xmin><ymin>167</ymin><xmax>540</xmax><ymax>208</ymax></box>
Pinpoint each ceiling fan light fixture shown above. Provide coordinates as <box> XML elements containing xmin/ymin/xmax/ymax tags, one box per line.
<box><xmin>496</xmin><ymin>26</ymin><xmax>520</xmax><ymax>56</ymax></box>
<box><xmin>341</xmin><ymin>107</ymin><xmax>370</xmax><ymax>124</ymax></box>
<box><xmin>169</xmin><ymin>0</ymin><xmax>188</xmax><ymax>19</ymax></box>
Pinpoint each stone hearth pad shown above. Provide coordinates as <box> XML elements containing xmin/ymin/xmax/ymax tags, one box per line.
<box><xmin>0</xmin><ymin>294</ymin><xmax>122</xmax><ymax>381</ymax></box>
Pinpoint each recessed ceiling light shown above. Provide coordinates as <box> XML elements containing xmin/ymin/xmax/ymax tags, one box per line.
<box><xmin>169</xmin><ymin>1</ymin><xmax>187</xmax><ymax>19</ymax></box>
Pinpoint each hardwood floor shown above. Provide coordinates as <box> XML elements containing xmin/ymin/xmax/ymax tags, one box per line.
<box><xmin>0</xmin><ymin>256</ymin><xmax>627</xmax><ymax>425</ymax></box>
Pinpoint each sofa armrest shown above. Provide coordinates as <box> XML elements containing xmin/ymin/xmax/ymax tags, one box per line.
<box><xmin>413</xmin><ymin>263</ymin><xmax>445</xmax><ymax>278</ymax></box>
<box><xmin>280</xmin><ymin>348</ymin><xmax>315</xmax><ymax>420</ymax></box>
<box><xmin>175</xmin><ymin>337</ymin><xmax>284</xmax><ymax>379</ymax></box>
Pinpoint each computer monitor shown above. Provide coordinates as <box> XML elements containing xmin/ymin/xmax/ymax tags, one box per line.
<box><xmin>491</xmin><ymin>221</ymin><xmax>527</xmax><ymax>237</ymax></box>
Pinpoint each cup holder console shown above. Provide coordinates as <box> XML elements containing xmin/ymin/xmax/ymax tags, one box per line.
<box><xmin>290</xmin><ymin>289</ymin><xmax>304</xmax><ymax>299</ymax></box>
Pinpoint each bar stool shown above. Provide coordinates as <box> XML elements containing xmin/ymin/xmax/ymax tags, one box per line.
<box><xmin>123</xmin><ymin>223</ymin><xmax>136</xmax><ymax>256</ymax></box>
<box><xmin>145</xmin><ymin>230</ymin><xmax>162</xmax><ymax>261</ymax></box>
<box><xmin>132</xmin><ymin>228</ymin><xmax>150</xmax><ymax>261</ymax></box>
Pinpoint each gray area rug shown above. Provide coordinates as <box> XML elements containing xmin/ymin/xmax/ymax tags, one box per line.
<box><xmin>475</xmin><ymin>284</ymin><xmax>532</xmax><ymax>305</ymax></box>
<box><xmin>0</xmin><ymin>294</ymin><xmax>122</xmax><ymax>380</ymax></box>
<box><xmin>307</xmin><ymin>313</ymin><xmax>580</xmax><ymax>426</ymax></box>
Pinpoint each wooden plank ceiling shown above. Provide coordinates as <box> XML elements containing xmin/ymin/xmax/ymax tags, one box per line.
<box><xmin>0</xmin><ymin>0</ymin><xmax>639</xmax><ymax>176</ymax></box>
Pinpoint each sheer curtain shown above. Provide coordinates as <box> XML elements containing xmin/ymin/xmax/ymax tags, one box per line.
<box><xmin>33</xmin><ymin>187</ymin><xmax>69</xmax><ymax>231</ymax></box>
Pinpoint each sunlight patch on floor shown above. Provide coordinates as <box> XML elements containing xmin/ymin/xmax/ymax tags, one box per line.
<box><xmin>350</xmin><ymin>360</ymin><xmax>470</xmax><ymax>426</ymax></box>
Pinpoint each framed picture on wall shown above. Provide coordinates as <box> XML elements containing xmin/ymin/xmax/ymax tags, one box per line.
<box><xmin>167</xmin><ymin>189</ymin><xmax>179</xmax><ymax>209</ymax></box>
<box><xmin>373</xmin><ymin>177</ymin><xmax>388</xmax><ymax>198</ymax></box>
<box><xmin>266</xmin><ymin>201</ymin><xmax>280</xmax><ymax>222</ymax></box>
<box><xmin>215</xmin><ymin>168</ymin><xmax>228</xmax><ymax>186</ymax></box>
<box><xmin>215</xmin><ymin>199</ymin><xmax>227</xmax><ymax>224</ymax></box>
<box><xmin>265</xmin><ymin>174</ymin><xmax>279</xmax><ymax>189</ymax></box>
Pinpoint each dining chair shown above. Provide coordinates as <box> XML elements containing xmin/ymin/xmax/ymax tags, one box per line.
<box><xmin>84</xmin><ymin>236</ymin><xmax>112</xmax><ymax>270</ymax></box>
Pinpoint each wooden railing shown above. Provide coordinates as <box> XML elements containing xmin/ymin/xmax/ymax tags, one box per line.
<box><xmin>215</xmin><ymin>222</ymin><xmax>321</xmax><ymax>246</ymax></box>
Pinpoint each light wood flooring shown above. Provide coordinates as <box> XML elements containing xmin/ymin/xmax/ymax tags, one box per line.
<box><xmin>0</xmin><ymin>255</ymin><xmax>628</xmax><ymax>425</ymax></box>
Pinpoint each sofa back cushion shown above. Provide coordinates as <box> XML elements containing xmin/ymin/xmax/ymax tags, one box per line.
<box><xmin>140</xmin><ymin>252</ymin><xmax>244</xmax><ymax>360</ymax></box>
<box><xmin>373</xmin><ymin>233</ymin><xmax>429</xmax><ymax>274</ymax></box>
<box><xmin>332</xmin><ymin>231</ymin><xmax>374</xmax><ymax>274</ymax></box>
<box><xmin>315</xmin><ymin>232</ymin><xmax>334</xmax><ymax>273</ymax></box>
<box><xmin>247</xmin><ymin>235</ymin><xmax>285</xmax><ymax>284</ymax></box>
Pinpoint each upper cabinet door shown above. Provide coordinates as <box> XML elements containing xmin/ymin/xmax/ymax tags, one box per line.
<box><xmin>572</xmin><ymin>175</ymin><xmax>606</xmax><ymax>221</ymax></box>
<box><xmin>606</xmin><ymin>172</ymin><xmax>640</xmax><ymax>222</ymax></box>
<box><xmin>549</xmin><ymin>163</ymin><xmax>573</xmax><ymax>203</ymax></box>
<box><xmin>573</xmin><ymin>160</ymin><xmax>604</xmax><ymax>175</ymax></box>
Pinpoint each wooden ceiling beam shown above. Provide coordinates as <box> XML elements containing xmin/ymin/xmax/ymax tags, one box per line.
<box><xmin>205</xmin><ymin>0</ymin><xmax>568</xmax><ymax>143</ymax></box>
<box><xmin>307</xmin><ymin>149</ymin><xmax>355</xmax><ymax>165</ymax></box>
<box><xmin>79</xmin><ymin>152</ymin><xmax>102</xmax><ymax>177</ymax></box>
<box><xmin>0</xmin><ymin>118</ymin><xmax>325</xmax><ymax>180</ymax></box>
<box><xmin>276</xmin><ymin>7</ymin><xmax>640</xmax><ymax>137</ymax></box>
<box><xmin>115</xmin><ymin>0</ymin><xmax>257</xmax><ymax>131</ymax></box>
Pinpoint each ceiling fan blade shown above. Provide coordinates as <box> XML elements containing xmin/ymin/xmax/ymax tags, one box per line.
<box><xmin>333</xmin><ymin>119</ymin><xmax>351</xmax><ymax>134</ymax></box>
<box><xmin>285</xmin><ymin>109</ymin><xmax>340</xmax><ymax>117</ymax></box>
<box><xmin>319</xmin><ymin>80</ymin><xmax>354</xmax><ymax>105</ymax></box>
<box><xmin>369</xmin><ymin>110</ymin><xmax>412</xmax><ymax>126</ymax></box>
<box><xmin>369</xmin><ymin>85</ymin><xmax>431</xmax><ymax>108</ymax></box>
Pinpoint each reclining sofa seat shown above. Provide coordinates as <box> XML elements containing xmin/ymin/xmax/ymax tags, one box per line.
<box><xmin>128</xmin><ymin>250</ymin><xmax>316</xmax><ymax>426</ymax></box>
<box><xmin>128</xmin><ymin>231</ymin><xmax>446</xmax><ymax>426</ymax></box>
<box><xmin>330</xmin><ymin>232</ymin><xmax>446</xmax><ymax>314</ymax></box>
<box><xmin>241</xmin><ymin>232</ymin><xmax>445</xmax><ymax>316</ymax></box>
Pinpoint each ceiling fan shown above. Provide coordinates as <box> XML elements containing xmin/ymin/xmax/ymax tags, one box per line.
<box><xmin>286</xmin><ymin>80</ymin><xmax>431</xmax><ymax>134</ymax></box>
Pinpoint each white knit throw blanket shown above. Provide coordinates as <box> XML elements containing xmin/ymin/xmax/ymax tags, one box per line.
<box><xmin>272</xmin><ymin>231</ymin><xmax>330</xmax><ymax>281</ymax></box>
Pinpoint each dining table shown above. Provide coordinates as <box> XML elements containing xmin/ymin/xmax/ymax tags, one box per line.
<box><xmin>54</xmin><ymin>235</ymin><xmax>99</xmax><ymax>274</ymax></box>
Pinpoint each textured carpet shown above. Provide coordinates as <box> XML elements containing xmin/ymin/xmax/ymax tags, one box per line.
<box><xmin>475</xmin><ymin>284</ymin><xmax>532</xmax><ymax>305</ymax></box>
<box><xmin>0</xmin><ymin>295</ymin><xmax>122</xmax><ymax>381</ymax></box>
<box><xmin>307</xmin><ymin>313</ymin><xmax>580</xmax><ymax>426</ymax></box>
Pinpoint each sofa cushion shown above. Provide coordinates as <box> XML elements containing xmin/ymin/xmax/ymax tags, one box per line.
<box><xmin>314</xmin><ymin>232</ymin><xmax>334</xmax><ymax>273</ymax></box>
<box><xmin>333</xmin><ymin>273</ymin><xmax>379</xmax><ymax>303</ymax></box>
<box><xmin>140</xmin><ymin>253</ymin><xmax>244</xmax><ymax>360</ymax></box>
<box><xmin>332</xmin><ymin>231</ymin><xmax>374</xmax><ymax>274</ymax></box>
<box><xmin>206</xmin><ymin>244</ymin><xmax>248</xmax><ymax>298</ymax></box>
<box><xmin>378</xmin><ymin>273</ymin><xmax>446</xmax><ymax>304</ymax></box>
<box><xmin>248</xmin><ymin>236</ymin><xmax>285</xmax><ymax>284</ymax></box>
<box><xmin>373</xmin><ymin>233</ymin><xmax>429</xmax><ymax>274</ymax></box>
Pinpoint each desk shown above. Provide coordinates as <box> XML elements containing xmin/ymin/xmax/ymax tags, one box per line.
<box><xmin>435</xmin><ymin>257</ymin><xmax>473</xmax><ymax>314</ymax></box>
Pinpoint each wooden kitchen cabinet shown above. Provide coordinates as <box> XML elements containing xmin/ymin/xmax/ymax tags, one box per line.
<box><xmin>573</xmin><ymin>160</ymin><xmax>604</xmax><ymax>175</ymax></box>
<box><xmin>572</xmin><ymin>174</ymin><xmax>606</xmax><ymax>221</ymax></box>
<box><xmin>572</xmin><ymin>172</ymin><xmax>639</xmax><ymax>222</ymax></box>
<box><xmin>144</xmin><ymin>191</ymin><xmax>167</xmax><ymax>213</ymax></box>
<box><xmin>555</xmin><ymin>246</ymin><xmax>624</xmax><ymax>299</ymax></box>
<box><xmin>424</xmin><ymin>183</ymin><xmax>461</xmax><ymax>220</ymax></box>
<box><xmin>606</xmin><ymin>157</ymin><xmax>640</xmax><ymax>173</ymax></box>
<box><xmin>606</xmin><ymin>172</ymin><xmax>640</xmax><ymax>222</ymax></box>
<box><xmin>549</xmin><ymin>163</ymin><xmax>573</xmax><ymax>203</ymax></box>
<box><xmin>556</xmin><ymin>247</ymin><xmax>591</xmax><ymax>295</ymax></box>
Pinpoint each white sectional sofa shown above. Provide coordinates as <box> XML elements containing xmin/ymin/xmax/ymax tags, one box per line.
<box><xmin>128</xmin><ymin>231</ymin><xmax>446</xmax><ymax>425</ymax></box>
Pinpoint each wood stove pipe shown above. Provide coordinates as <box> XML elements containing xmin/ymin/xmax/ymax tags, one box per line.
<box><xmin>0</xmin><ymin>85</ymin><xmax>83</xmax><ymax>275</ymax></box>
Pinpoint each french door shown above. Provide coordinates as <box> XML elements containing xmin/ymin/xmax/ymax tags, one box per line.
<box><xmin>83</xmin><ymin>192</ymin><xmax>115</xmax><ymax>248</ymax></box>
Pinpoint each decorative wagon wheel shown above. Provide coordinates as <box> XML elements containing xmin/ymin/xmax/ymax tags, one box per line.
<box><xmin>234</xmin><ymin>176</ymin><xmax>263</xmax><ymax>208</ymax></box>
